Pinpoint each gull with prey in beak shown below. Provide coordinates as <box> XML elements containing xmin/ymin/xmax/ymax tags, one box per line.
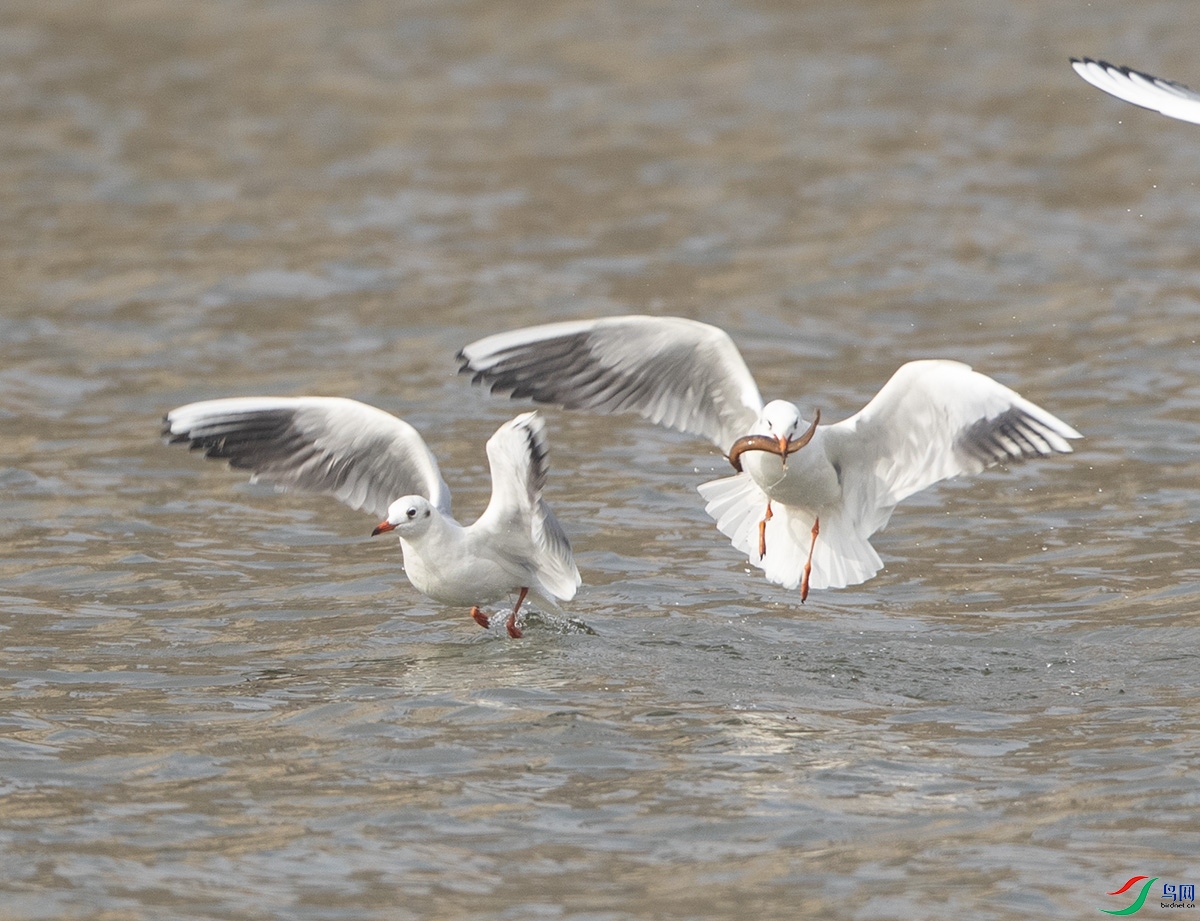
<box><xmin>458</xmin><ymin>316</ymin><xmax>1080</xmax><ymax>600</ymax></box>
<box><xmin>164</xmin><ymin>398</ymin><xmax>578</xmax><ymax>637</ymax></box>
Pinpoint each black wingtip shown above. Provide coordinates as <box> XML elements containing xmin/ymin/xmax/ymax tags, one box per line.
<box><xmin>455</xmin><ymin>351</ymin><xmax>487</xmax><ymax>382</ymax></box>
<box><xmin>162</xmin><ymin>418</ymin><xmax>191</xmax><ymax>444</ymax></box>
<box><xmin>1071</xmin><ymin>56</ymin><xmax>1114</xmax><ymax>72</ymax></box>
<box><xmin>519</xmin><ymin>415</ymin><xmax>550</xmax><ymax>495</ymax></box>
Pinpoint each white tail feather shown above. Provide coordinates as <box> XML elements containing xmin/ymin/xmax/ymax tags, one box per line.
<box><xmin>698</xmin><ymin>473</ymin><xmax>884</xmax><ymax>591</ymax></box>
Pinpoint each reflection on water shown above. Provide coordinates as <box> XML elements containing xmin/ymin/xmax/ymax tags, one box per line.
<box><xmin>2</xmin><ymin>0</ymin><xmax>1200</xmax><ymax>918</ymax></box>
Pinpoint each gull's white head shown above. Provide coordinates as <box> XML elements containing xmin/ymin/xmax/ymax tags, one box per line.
<box><xmin>372</xmin><ymin>495</ymin><xmax>436</xmax><ymax>539</ymax></box>
<box><xmin>759</xmin><ymin>400</ymin><xmax>804</xmax><ymax>450</ymax></box>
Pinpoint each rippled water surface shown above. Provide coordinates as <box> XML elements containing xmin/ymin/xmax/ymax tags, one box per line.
<box><xmin>3</xmin><ymin>1</ymin><xmax>1200</xmax><ymax>918</ymax></box>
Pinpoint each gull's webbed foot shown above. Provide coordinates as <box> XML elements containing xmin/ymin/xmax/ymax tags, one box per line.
<box><xmin>506</xmin><ymin>587</ymin><xmax>530</xmax><ymax>639</ymax></box>
<box><xmin>505</xmin><ymin>612</ymin><xmax>524</xmax><ymax>639</ymax></box>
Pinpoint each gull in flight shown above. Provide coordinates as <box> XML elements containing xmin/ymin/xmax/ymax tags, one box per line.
<box><xmin>458</xmin><ymin>317</ymin><xmax>1080</xmax><ymax>600</ymax></box>
<box><xmin>1071</xmin><ymin>57</ymin><xmax>1200</xmax><ymax>126</ymax></box>
<box><xmin>164</xmin><ymin>398</ymin><xmax>579</xmax><ymax>637</ymax></box>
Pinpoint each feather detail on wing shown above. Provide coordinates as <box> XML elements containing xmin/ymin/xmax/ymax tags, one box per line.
<box><xmin>458</xmin><ymin>316</ymin><xmax>764</xmax><ymax>448</ymax></box>
<box><xmin>477</xmin><ymin>412</ymin><xmax>580</xmax><ymax>602</ymax></box>
<box><xmin>825</xmin><ymin>360</ymin><xmax>1079</xmax><ymax>527</ymax></box>
<box><xmin>164</xmin><ymin>396</ymin><xmax>452</xmax><ymax>519</ymax></box>
<box><xmin>1072</xmin><ymin>57</ymin><xmax>1200</xmax><ymax>126</ymax></box>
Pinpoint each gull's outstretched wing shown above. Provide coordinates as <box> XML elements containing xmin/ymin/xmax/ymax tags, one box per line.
<box><xmin>824</xmin><ymin>360</ymin><xmax>1080</xmax><ymax>537</ymax></box>
<box><xmin>1072</xmin><ymin>57</ymin><xmax>1200</xmax><ymax>126</ymax></box>
<box><xmin>458</xmin><ymin>316</ymin><xmax>765</xmax><ymax>449</ymax></box>
<box><xmin>164</xmin><ymin>396</ymin><xmax>452</xmax><ymax>519</ymax></box>
<box><xmin>474</xmin><ymin>412</ymin><xmax>580</xmax><ymax>603</ymax></box>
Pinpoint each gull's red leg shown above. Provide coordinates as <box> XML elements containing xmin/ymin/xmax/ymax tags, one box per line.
<box><xmin>757</xmin><ymin>501</ymin><xmax>774</xmax><ymax>560</ymax></box>
<box><xmin>800</xmin><ymin>516</ymin><xmax>820</xmax><ymax>604</ymax></box>
<box><xmin>470</xmin><ymin>606</ymin><xmax>490</xmax><ymax>629</ymax></box>
<box><xmin>505</xmin><ymin>587</ymin><xmax>529</xmax><ymax>639</ymax></box>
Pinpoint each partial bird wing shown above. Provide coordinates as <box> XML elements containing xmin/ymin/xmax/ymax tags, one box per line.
<box><xmin>164</xmin><ymin>396</ymin><xmax>452</xmax><ymax>519</ymax></box>
<box><xmin>474</xmin><ymin>412</ymin><xmax>580</xmax><ymax>602</ymax></box>
<box><xmin>824</xmin><ymin>360</ymin><xmax>1081</xmax><ymax>536</ymax></box>
<box><xmin>1072</xmin><ymin>57</ymin><xmax>1200</xmax><ymax>126</ymax></box>
<box><xmin>458</xmin><ymin>316</ymin><xmax>765</xmax><ymax>449</ymax></box>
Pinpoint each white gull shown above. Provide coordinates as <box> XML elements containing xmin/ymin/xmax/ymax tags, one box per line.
<box><xmin>164</xmin><ymin>398</ymin><xmax>579</xmax><ymax>637</ymax></box>
<box><xmin>458</xmin><ymin>316</ymin><xmax>1080</xmax><ymax>599</ymax></box>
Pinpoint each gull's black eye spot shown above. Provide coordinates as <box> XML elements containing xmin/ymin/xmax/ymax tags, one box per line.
<box><xmin>406</xmin><ymin>507</ymin><xmax>418</xmax><ymax>519</ymax></box>
<box><xmin>423</xmin><ymin>509</ymin><xmax>430</xmax><ymax>518</ymax></box>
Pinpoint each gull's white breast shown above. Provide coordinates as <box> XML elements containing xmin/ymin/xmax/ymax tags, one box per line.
<box><xmin>739</xmin><ymin>429</ymin><xmax>843</xmax><ymax>513</ymax></box>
